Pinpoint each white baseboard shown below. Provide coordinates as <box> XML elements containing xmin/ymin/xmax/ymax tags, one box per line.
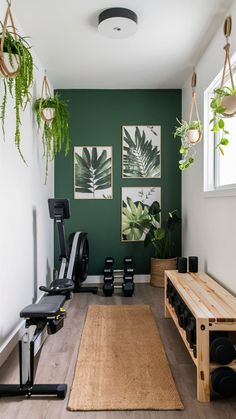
<box><xmin>86</xmin><ymin>274</ymin><xmax>150</xmax><ymax>284</ymax></box>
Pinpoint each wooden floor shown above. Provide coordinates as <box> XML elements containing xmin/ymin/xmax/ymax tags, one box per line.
<box><xmin>0</xmin><ymin>284</ymin><xmax>236</xmax><ymax>419</ymax></box>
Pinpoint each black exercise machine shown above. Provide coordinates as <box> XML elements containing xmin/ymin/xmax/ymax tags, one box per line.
<box><xmin>40</xmin><ymin>198</ymin><xmax>97</xmax><ymax>295</ymax></box>
<box><xmin>0</xmin><ymin>198</ymin><xmax>97</xmax><ymax>399</ymax></box>
<box><xmin>0</xmin><ymin>295</ymin><xmax>67</xmax><ymax>398</ymax></box>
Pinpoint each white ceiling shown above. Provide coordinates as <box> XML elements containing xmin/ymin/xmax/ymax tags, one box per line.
<box><xmin>14</xmin><ymin>0</ymin><xmax>233</xmax><ymax>89</ymax></box>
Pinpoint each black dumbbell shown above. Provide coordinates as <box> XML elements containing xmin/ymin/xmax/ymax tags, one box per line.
<box><xmin>124</xmin><ymin>257</ymin><xmax>134</xmax><ymax>276</ymax></box>
<box><xmin>124</xmin><ymin>257</ymin><xmax>133</xmax><ymax>266</ymax></box>
<box><xmin>210</xmin><ymin>336</ymin><xmax>236</xmax><ymax>365</ymax></box>
<box><xmin>173</xmin><ymin>296</ymin><xmax>184</xmax><ymax>316</ymax></box>
<box><xmin>168</xmin><ymin>287</ymin><xmax>177</xmax><ymax>305</ymax></box>
<box><xmin>192</xmin><ymin>344</ymin><xmax>197</xmax><ymax>358</ymax></box>
<box><xmin>123</xmin><ymin>274</ymin><xmax>134</xmax><ymax>283</ymax></box>
<box><xmin>124</xmin><ymin>266</ymin><xmax>134</xmax><ymax>275</ymax></box>
<box><xmin>166</xmin><ymin>280</ymin><xmax>172</xmax><ymax>298</ymax></box>
<box><xmin>211</xmin><ymin>367</ymin><xmax>236</xmax><ymax>398</ymax></box>
<box><xmin>104</xmin><ymin>266</ymin><xmax>113</xmax><ymax>275</ymax></box>
<box><xmin>103</xmin><ymin>258</ymin><xmax>114</xmax><ymax>275</ymax></box>
<box><xmin>178</xmin><ymin>307</ymin><xmax>191</xmax><ymax>329</ymax></box>
<box><xmin>103</xmin><ymin>275</ymin><xmax>114</xmax><ymax>296</ymax></box>
<box><xmin>122</xmin><ymin>281</ymin><xmax>135</xmax><ymax>297</ymax></box>
<box><xmin>105</xmin><ymin>257</ymin><xmax>115</xmax><ymax>266</ymax></box>
<box><xmin>186</xmin><ymin>316</ymin><xmax>196</xmax><ymax>348</ymax></box>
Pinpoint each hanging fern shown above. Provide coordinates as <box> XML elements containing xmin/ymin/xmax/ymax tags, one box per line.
<box><xmin>0</xmin><ymin>30</ymin><xmax>34</xmax><ymax>162</ymax></box>
<box><xmin>33</xmin><ymin>94</ymin><xmax>70</xmax><ymax>182</ymax></box>
<box><xmin>123</xmin><ymin>127</ymin><xmax>160</xmax><ymax>178</ymax></box>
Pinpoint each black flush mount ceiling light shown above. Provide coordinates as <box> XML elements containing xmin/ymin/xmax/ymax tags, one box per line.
<box><xmin>98</xmin><ymin>7</ymin><xmax>138</xmax><ymax>39</ymax></box>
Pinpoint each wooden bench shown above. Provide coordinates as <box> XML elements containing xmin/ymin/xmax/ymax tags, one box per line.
<box><xmin>164</xmin><ymin>270</ymin><xmax>236</xmax><ymax>402</ymax></box>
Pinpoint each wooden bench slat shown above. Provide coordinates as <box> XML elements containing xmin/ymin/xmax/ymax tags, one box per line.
<box><xmin>185</xmin><ymin>275</ymin><xmax>235</xmax><ymax>319</ymax></box>
<box><xmin>193</xmin><ymin>273</ymin><xmax>236</xmax><ymax>314</ymax></box>
<box><xmin>165</xmin><ymin>271</ymin><xmax>213</xmax><ymax>318</ymax></box>
<box><xmin>165</xmin><ymin>270</ymin><xmax>236</xmax><ymax>320</ymax></box>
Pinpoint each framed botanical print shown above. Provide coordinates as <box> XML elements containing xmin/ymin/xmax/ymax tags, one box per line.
<box><xmin>122</xmin><ymin>125</ymin><xmax>161</xmax><ymax>178</ymax></box>
<box><xmin>121</xmin><ymin>186</ymin><xmax>161</xmax><ymax>242</ymax></box>
<box><xmin>74</xmin><ymin>146</ymin><xmax>112</xmax><ymax>199</ymax></box>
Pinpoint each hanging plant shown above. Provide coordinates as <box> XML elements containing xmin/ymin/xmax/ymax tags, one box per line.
<box><xmin>174</xmin><ymin>119</ymin><xmax>202</xmax><ymax>170</ymax></box>
<box><xmin>0</xmin><ymin>1</ymin><xmax>33</xmax><ymax>162</ymax></box>
<box><xmin>209</xmin><ymin>16</ymin><xmax>235</xmax><ymax>155</ymax></box>
<box><xmin>174</xmin><ymin>71</ymin><xmax>202</xmax><ymax>170</ymax></box>
<box><xmin>33</xmin><ymin>76</ymin><xmax>70</xmax><ymax>181</ymax></box>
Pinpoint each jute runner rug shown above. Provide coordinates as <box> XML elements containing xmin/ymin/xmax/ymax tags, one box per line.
<box><xmin>68</xmin><ymin>305</ymin><xmax>183</xmax><ymax>411</ymax></box>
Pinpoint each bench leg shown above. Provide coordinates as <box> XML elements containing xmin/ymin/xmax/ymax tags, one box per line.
<box><xmin>196</xmin><ymin>318</ymin><xmax>210</xmax><ymax>402</ymax></box>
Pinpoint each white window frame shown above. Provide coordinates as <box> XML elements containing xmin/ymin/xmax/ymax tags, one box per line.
<box><xmin>204</xmin><ymin>52</ymin><xmax>236</xmax><ymax>197</ymax></box>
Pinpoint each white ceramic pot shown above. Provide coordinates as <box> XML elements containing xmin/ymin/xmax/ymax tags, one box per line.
<box><xmin>0</xmin><ymin>52</ymin><xmax>20</xmax><ymax>78</ymax></box>
<box><xmin>186</xmin><ymin>129</ymin><xmax>202</xmax><ymax>144</ymax></box>
<box><xmin>221</xmin><ymin>94</ymin><xmax>236</xmax><ymax>116</ymax></box>
<box><xmin>41</xmin><ymin>107</ymin><xmax>55</xmax><ymax>123</ymax></box>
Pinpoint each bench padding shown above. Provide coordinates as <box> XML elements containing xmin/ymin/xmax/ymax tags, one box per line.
<box><xmin>20</xmin><ymin>295</ymin><xmax>66</xmax><ymax>318</ymax></box>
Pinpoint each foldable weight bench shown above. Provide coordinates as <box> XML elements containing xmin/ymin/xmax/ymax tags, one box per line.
<box><xmin>0</xmin><ymin>295</ymin><xmax>67</xmax><ymax>398</ymax></box>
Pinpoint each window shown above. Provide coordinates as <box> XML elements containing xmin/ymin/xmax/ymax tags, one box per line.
<box><xmin>204</xmin><ymin>56</ymin><xmax>236</xmax><ymax>195</ymax></box>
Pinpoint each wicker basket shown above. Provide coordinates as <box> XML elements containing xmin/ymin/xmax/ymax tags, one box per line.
<box><xmin>150</xmin><ymin>257</ymin><xmax>177</xmax><ymax>288</ymax></box>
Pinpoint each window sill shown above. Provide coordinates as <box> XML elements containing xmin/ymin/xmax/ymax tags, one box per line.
<box><xmin>203</xmin><ymin>188</ymin><xmax>236</xmax><ymax>198</ymax></box>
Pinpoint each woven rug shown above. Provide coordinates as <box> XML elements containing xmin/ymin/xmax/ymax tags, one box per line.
<box><xmin>68</xmin><ymin>305</ymin><xmax>183</xmax><ymax>411</ymax></box>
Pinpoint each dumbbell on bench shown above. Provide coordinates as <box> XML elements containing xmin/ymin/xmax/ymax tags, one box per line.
<box><xmin>210</xmin><ymin>332</ymin><xmax>236</xmax><ymax>365</ymax></box>
<box><xmin>186</xmin><ymin>316</ymin><xmax>196</xmax><ymax>349</ymax></box>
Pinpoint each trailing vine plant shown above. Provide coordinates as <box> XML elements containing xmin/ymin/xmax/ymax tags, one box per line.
<box><xmin>0</xmin><ymin>1</ymin><xmax>33</xmax><ymax>162</ymax></box>
<box><xmin>174</xmin><ymin>71</ymin><xmax>202</xmax><ymax>170</ymax></box>
<box><xmin>209</xmin><ymin>17</ymin><xmax>236</xmax><ymax>155</ymax></box>
<box><xmin>33</xmin><ymin>76</ymin><xmax>70</xmax><ymax>181</ymax></box>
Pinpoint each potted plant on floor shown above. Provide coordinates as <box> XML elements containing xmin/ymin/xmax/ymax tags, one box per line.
<box><xmin>0</xmin><ymin>2</ymin><xmax>34</xmax><ymax>162</ymax></box>
<box><xmin>174</xmin><ymin>119</ymin><xmax>202</xmax><ymax>170</ymax></box>
<box><xmin>33</xmin><ymin>77</ymin><xmax>70</xmax><ymax>181</ymax></box>
<box><xmin>143</xmin><ymin>204</ymin><xmax>181</xmax><ymax>287</ymax></box>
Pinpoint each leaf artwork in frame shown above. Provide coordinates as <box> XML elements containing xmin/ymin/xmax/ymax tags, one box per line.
<box><xmin>121</xmin><ymin>186</ymin><xmax>161</xmax><ymax>242</ymax></box>
<box><xmin>74</xmin><ymin>146</ymin><xmax>112</xmax><ymax>199</ymax></box>
<box><xmin>122</xmin><ymin>125</ymin><xmax>161</xmax><ymax>178</ymax></box>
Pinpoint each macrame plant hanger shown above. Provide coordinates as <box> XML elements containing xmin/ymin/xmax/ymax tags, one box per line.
<box><xmin>0</xmin><ymin>0</ymin><xmax>20</xmax><ymax>77</ymax></box>
<box><xmin>188</xmin><ymin>70</ymin><xmax>202</xmax><ymax>143</ymax></box>
<box><xmin>40</xmin><ymin>73</ymin><xmax>55</xmax><ymax>123</ymax></box>
<box><xmin>220</xmin><ymin>16</ymin><xmax>236</xmax><ymax>117</ymax></box>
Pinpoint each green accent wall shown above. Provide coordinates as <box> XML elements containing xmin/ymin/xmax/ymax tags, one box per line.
<box><xmin>55</xmin><ymin>89</ymin><xmax>181</xmax><ymax>275</ymax></box>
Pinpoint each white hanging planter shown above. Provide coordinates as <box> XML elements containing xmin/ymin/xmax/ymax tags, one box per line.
<box><xmin>186</xmin><ymin>128</ymin><xmax>202</xmax><ymax>144</ymax></box>
<box><xmin>40</xmin><ymin>107</ymin><xmax>55</xmax><ymax>123</ymax></box>
<box><xmin>221</xmin><ymin>94</ymin><xmax>236</xmax><ymax>116</ymax></box>
<box><xmin>0</xmin><ymin>51</ymin><xmax>20</xmax><ymax>78</ymax></box>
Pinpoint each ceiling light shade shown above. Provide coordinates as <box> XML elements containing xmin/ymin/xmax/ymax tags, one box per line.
<box><xmin>98</xmin><ymin>7</ymin><xmax>138</xmax><ymax>39</ymax></box>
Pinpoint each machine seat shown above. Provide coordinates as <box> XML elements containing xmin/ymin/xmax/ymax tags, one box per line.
<box><xmin>20</xmin><ymin>295</ymin><xmax>66</xmax><ymax>318</ymax></box>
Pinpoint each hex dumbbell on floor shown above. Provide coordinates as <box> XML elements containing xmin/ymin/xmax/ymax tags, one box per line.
<box><xmin>102</xmin><ymin>257</ymin><xmax>135</xmax><ymax>297</ymax></box>
<box><xmin>103</xmin><ymin>257</ymin><xmax>115</xmax><ymax>296</ymax></box>
<box><xmin>103</xmin><ymin>275</ymin><xmax>114</xmax><ymax>296</ymax></box>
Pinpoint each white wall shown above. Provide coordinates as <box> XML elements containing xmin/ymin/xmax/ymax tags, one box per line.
<box><xmin>182</xmin><ymin>2</ymin><xmax>236</xmax><ymax>293</ymax></box>
<box><xmin>0</xmin><ymin>1</ymin><xmax>54</xmax><ymax>365</ymax></box>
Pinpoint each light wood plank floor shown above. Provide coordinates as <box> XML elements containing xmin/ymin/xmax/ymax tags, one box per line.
<box><xmin>0</xmin><ymin>284</ymin><xmax>236</xmax><ymax>419</ymax></box>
